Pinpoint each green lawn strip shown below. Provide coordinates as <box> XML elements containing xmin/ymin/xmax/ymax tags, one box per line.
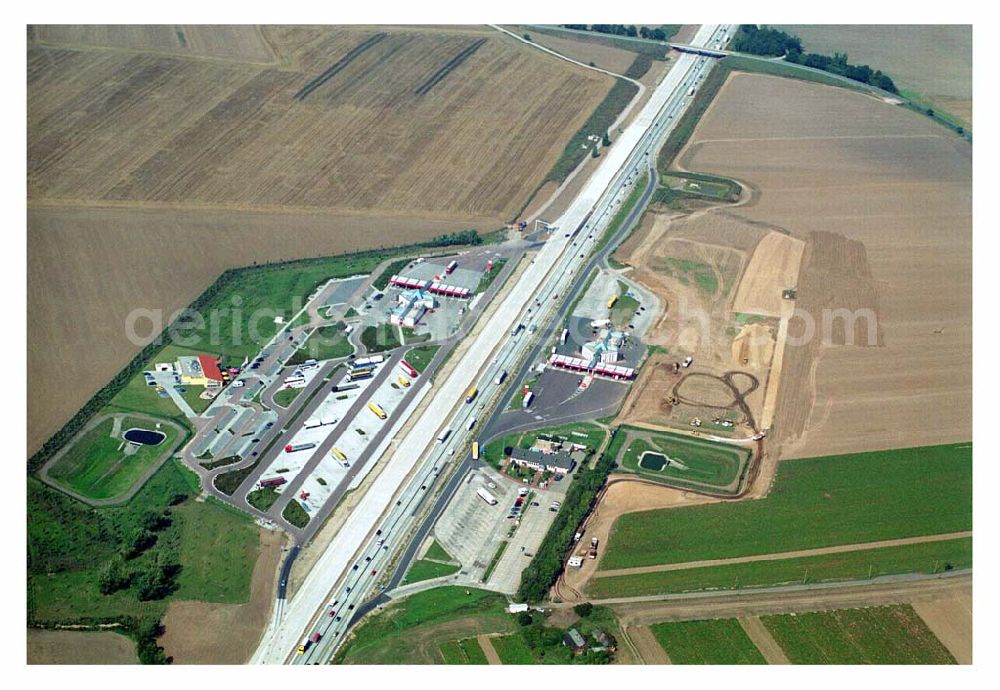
<box><xmin>650</xmin><ymin>619</ymin><xmax>766</xmax><ymax>664</ymax></box>
<box><xmin>361</xmin><ymin>324</ymin><xmax>401</xmax><ymax>353</ymax></box>
<box><xmin>404</xmin><ymin>344</ymin><xmax>439</xmax><ymax>373</ymax></box>
<box><xmin>660</xmin><ymin>257</ymin><xmax>717</xmax><ymax>295</ymax></box>
<box><xmin>425</xmin><ymin>540</ymin><xmax>454</xmax><ymax>562</ymax></box>
<box><xmin>439</xmin><ymin>638</ymin><xmax>488</xmax><ymax>664</ymax></box>
<box><xmin>482</xmin><ymin>541</ymin><xmax>509</xmax><ymax>582</ymax></box>
<box><xmin>28</xmin><ymin>459</ymin><xmax>257</xmax><ymax>626</ymax></box>
<box><xmin>478</xmin><ymin>258</ymin><xmax>508</xmax><ymax>293</ymax></box>
<box><xmin>247</xmin><ymin>487</ymin><xmax>279</xmax><ymax>512</ymax></box>
<box><xmin>602</xmin><ymin>443</ymin><xmax>972</xmax><ymax>570</ymax></box>
<box><xmin>287</xmin><ymin>325</ymin><xmax>353</xmax><ymax>365</ymax></box>
<box><xmin>459</xmin><ymin>637</ymin><xmax>489</xmax><ymax>664</ymax></box>
<box><xmin>546</xmin><ymin>79</ymin><xmax>640</xmax><ymax>183</ymax></box>
<box><xmin>282</xmin><ymin>500</ymin><xmax>310</xmax><ymax>528</ymax></box>
<box><xmin>47</xmin><ymin>416</ymin><xmax>180</xmax><ymax>502</ymax></box>
<box><xmin>616</xmin><ymin>428</ymin><xmax>748</xmax><ymax>492</ymax></box>
<box><xmin>587</xmin><ymin>537</ymin><xmax>972</xmax><ymax>598</ymax></box>
<box><xmin>593</xmin><ymin>172</ymin><xmax>649</xmax><ymax>257</ymax></box>
<box><xmin>761</xmin><ymin>605</ymin><xmax>956</xmax><ymax>664</ymax></box>
<box><xmin>517</xmin><ymin>422</ymin><xmax>605</xmax><ymax>453</ymax></box>
<box><xmin>401</xmin><ymin>326</ymin><xmax>431</xmax><ymax>345</ymax></box>
<box><xmin>336</xmin><ymin>587</ymin><xmax>510</xmax><ymax>663</ymax></box>
<box><xmin>491</xmin><ymin>633</ymin><xmax>536</xmax><ymax>664</ymax></box>
<box><xmin>272</xmin><ymin>387</ymin><xmax>303</xmax><ymax>408</ymax></box>
<box><xmin>404</xmin><ymin>559</ymin><xmax>461</xmax><ymax>585</ymax></box>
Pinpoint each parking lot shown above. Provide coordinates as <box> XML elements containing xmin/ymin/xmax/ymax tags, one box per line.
<box><xmin>433</xmin><ymin>467</ymin><xmax>512</xmax><ymax>580</ymax></box>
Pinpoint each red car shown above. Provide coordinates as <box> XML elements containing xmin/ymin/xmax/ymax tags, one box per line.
<box><xmin>328</xmin><ymin>610</ymin><xmax>336</xmax><ymax>617</ymax></box>
<box><xmin>371</xmin><ymin>569</ymin><xmax>377</xmax><ymax>576</ymax></box>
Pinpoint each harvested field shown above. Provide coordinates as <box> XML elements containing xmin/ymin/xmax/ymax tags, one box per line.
<box><xmin>518</xmin><ymin>30</ymin><xmax>638</xmax><ymax>75</ymax></box>
<box><xmin>911</xmin><ymin>586</ymin><xmax>972</xmax><ymax>664</ymax></box>
<box><xmin>679</xmin><ymin>72</ymin><xmax>971</xmax><ymax>458</ymax></box>
<box><xmin>731</xmin><ymin>231</ymin><xmax>805</xmax><ymax>317</ymax></box>
<box><xmin>159</xmin><ymin>527</ymin><xmax>283</xmax><ymax>664</ymax></box>
<box><xmin>27</xmin><ymin>629</ymin><xmax>137</xmax><ymax>664</ymax></box>
<box><xmin>778</xmin><ymin>25</ymin><xmax>972</xmax><ymax>127</ymax></box>
<box><xmin>30</xmin><ymin>25</ymin><xmax>278</xmax><ymax>63</ymax></box>
<box><xmin>28</xmin><ymin>27</ymin><xmax>611</xmax><ymax>217</ymax></box>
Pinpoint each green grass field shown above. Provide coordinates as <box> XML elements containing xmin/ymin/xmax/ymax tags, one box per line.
<box><xmin>616</xmin><ymin>428</ymin><xmax>749</xmax><ymax>492</ymax></box>
<box><xmin>762</xmin><ymin>605</ymin><xmax>956</xmax><ymax>664</ymax></box>
<box><xmin>361</xmin><ymin>324</ymin><xmax>401</xmax><ymax>353</ymax></box>
<box><xmin>439</xmin><ymin>637</ymin><xmax>489</xmax><ymax>664</ymax></box>
<box><xmin>587</xmin><ymin>538</ymin><xmax>972</xmax><ymax>598</ymax></box>
<box><xmin>478</xmin><ymin>258</ymin><xmax>508</xmax><ymax>293</ymax></box>
<box><xmin>28</xmin><ymin>460</ymin><xmax>258</xmax><ymax>626</ymax></box>
<box><xmin>336</xmin><ymin>587</ymin><xmax>512</xmax><ymax>664</ymax></box>
<box><xmin>102</xmin><ymin>344</ymin><xmax>207</xmax><ymax>426</ymax></box>
<box><xmin>247</xmin><ymin>487</ymin><xmax>279</xmax><ymax>512</ymax></box>
<box><xmin>287</xmin><ymin>325</ymin><xmax>353</xmax><ymax>365</ymax></box>
<box><xmin>272</xmin><ymin>387</ymin><xmax>302</xmax><ymax>408</ymax></box>
<box><xmin>282</xmin><ymin>500</ymin><xmax>310</xmax><ymax>528</ymax></box>
<box><xmin>482</xmin><ymin>541</ymin><xmax>509</xmax><ymax>583</ymax></box>
<box><xmin>491</xmin><ymin>634</ymin><xmax>536</xmax><ymax>664</ymax></box>
<box><xmin>425</xmin><ymin>540</ymin><xmax>453</xmax><ymax>562</ymax></box>
<box><xmin>610</xmin><ymin>282</ymin><xmax>640</xmax><ymax>327</ymax></box>
<box><xmin>659</xmin><ymin>257</ymin><xmax>718</xmax><ymax>295</ymax></box>
<box><xmin>46</xmin><ymin>416</ymin><xmax>181</xmax><ymax>502</ymax></box>
<box><xmin>602</xmin><ymin>443</ymin><xmax>972</xmax><ymax>570</ymax></box>
<box><xmin>650</xmin><ymin>619</ymin><xmax>766</xmax><ymax>664</ymax></box>
<box><xmin>403</xmin><ymin>559</ymin><xmax>461</xmax><ymax>585</ymax></box>
<box><xmin>404</xmin><ymin>344</ymin><xmax>439</xmax><ymax>374</ymax></box>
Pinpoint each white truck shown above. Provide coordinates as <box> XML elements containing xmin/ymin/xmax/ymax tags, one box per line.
<box><xmin>477</xmin><ymin>487</ymin><xmax>498</xmax><ymax>505</ymax></box>
<box><xmin>495</xmin><ymin>371</ymin><xmax>507</xmax><ymax>385</ymax></box>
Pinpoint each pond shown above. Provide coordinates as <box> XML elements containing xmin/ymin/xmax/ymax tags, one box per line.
<box><xmin>638</xmin><ymin>451</ymin><xmax>667</xmax><ymax>471</ymax></box>
<box><xmin>123</xmin><ymin>427</ymin><xmax>166</xmax><ymax>446</ymax></box>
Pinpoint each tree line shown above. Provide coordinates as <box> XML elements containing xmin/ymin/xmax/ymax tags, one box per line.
<box><xmin>731</xmin><ymin>25</ymin><xmax>898</xmax><ymax>93</ymax></box>
<box><xmin>562</xmin><ymin>24</ymin><xmax>674</xmax><ymax>41</ymax></box>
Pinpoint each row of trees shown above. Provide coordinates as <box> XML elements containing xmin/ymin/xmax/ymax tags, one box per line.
<box><xmin>561</xmin><ymin>25</ymin><xmax>672</xmax><ymax>41</ymax></box>
<box><xmin>417</xmin><ymin>229</ymin><xmax>482</xmax><ymax>248</ymax></box>
<box><xmin>732</xmin><ymin>25</ymin><xmax>898</xmax><ymax>93</ymax></box>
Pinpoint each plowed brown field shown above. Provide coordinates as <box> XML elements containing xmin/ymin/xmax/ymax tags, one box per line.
<box><xmin>27</xmin><ymin>26</ymin><xmax>613</xmax><ymax>452</ymax></box>
<box><xmin>680</xmin><ymin>72</ymin><xmax>971</xmax><ymax>458</ymax></box>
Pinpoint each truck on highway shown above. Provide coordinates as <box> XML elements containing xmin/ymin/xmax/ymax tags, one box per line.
<box><xmin>285</xmin><ymin>442</ymin><xmax>316</xmax><ymax>453</ymax></box>
<box><xmin>511</xmin><ymin>323</ymin><xmax>525</xmax><ymax>336</ymax></box>
<box><xmin>467</xmin><ymin>417</ymin><xmax>477</xmax><ymax>431</ymax></box>
<box><xmin>368</xmin><ymin>402</ymin><xmax>387</xmax><ymax>419</ymax></box>
<box><xmin>494</xmin><ymin>371</ymin><xmax>507</xmax><ymax>385</ymax></box>
<box><xmin>477</xmin><ymin>487</ymin><xmax>498</xmax><ymax>505</ymax></box>
<box><xmin>465</xmin><ymin>386</ymin><xmax>478</xmax><ymax>404</ymax></box>
<box><xmin>522</xmin><ymin>391</ymin><xmax>534</xmax><ymax>409</ymax></box>
<box><xmin>471</xmin><ymin>441</ymin><xmax>480</xmax><ymax>460</ymax></box>
<box><xmin>399</xmin><ymin>359</ymin><xmax>418</xmax><ymax>378</ymax></box>
<box><xmin>687</xmin><ymin>86</ymin><xmax>696</xmax><ymax>96</ymax></box>
<box><xmin>437</xmin><ymin>428</ymin><xmax>451</xmax><ymax>443</ymax></box>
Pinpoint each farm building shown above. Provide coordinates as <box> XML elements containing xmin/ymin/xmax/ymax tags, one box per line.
<box><xmin>176</xmin><ymin>354</ymin><xmax>224</xmax><ymax>388</ymax></box>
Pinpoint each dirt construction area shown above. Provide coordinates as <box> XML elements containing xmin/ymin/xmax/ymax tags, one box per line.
<box><xmin>556</xmin><ymin>477</ymin><xmax>720</xmax><ymax>601</ymax></box>
<box><xmin>27</xmin><ymin>26</ymin><xmax>614</xmax><ymax>453</ymax></box>
<box><xmin>679</xmin><ymin>73</ymin><xmax>971</xmax><ymax>459</ymax></box>
<box><xmin>159</xmin><ymin>527</ymin><xmax>284</xmax><ymax>664</ymax></box>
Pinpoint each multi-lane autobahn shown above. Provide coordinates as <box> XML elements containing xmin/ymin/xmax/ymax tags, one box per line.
<box><xmin>252</xmin><ymin>24</ymin><xmax>735</xmax><ymax>665</ymax></box>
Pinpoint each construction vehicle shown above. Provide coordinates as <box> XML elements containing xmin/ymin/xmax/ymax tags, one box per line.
<box><xmin>465</xmin><ymin>386</ymin><xmax>478</xmax><ymax>404</ymax></box>
<box><xmin>368</xmin><ymin>401</ymin><xmax>387</xmax><ymax>419</ymax></box>
<box><xmin>682</xmin><ymin>356</ymin><xmax>693</xmax><ymax>367</ymax></box>
<box><xmin>589</xmin><ymin>537</ymin><xmax>599</xmax><ymax>559</ymax></box>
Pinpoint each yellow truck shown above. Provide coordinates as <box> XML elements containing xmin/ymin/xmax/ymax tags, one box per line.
<box><xmin>398</xmin><ymin>375</ymin><xmax>411</xmax><ymax>388</ymax></box>
<box><xmin>472</xmin><ymin>441</ymin><xmax>480</xmax><ymax>461</ymax></box>
<box><xmin>607</xmin><ymin>294</ymin><xmax>618</xmax><ymax>309</ymax></box>
<box><xmin>466</xmin><ymin>386</ymin><xmax>478</xmax><ymax>404</ymax></box>
<box><xmin>368</xmin><ymin>401</ymin><xmax>387</xmax><ymax>419</ymax></box>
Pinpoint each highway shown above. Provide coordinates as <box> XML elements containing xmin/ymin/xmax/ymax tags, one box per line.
<box><xmin>252</xmin><ymin>24</ymin><xmax>736</xmax><ymax>665</ymax></box>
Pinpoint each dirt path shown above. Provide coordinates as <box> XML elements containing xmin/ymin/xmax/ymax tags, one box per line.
<box><xmin>625</xmin><ymin>625</ymin><xmax>669</xmax><ymax>664</ymax></box>
<box><xmin>739</xmin><ymin>616</ymin><xmax>789</xmax><ymax>664</ymax></box>
<box><xmin>477</xmin><ymin>634</ymin><xmax>503</xmax><ymax>665</ymax></box>
<box><xmin>160</xmin><ymin>528</ymin><xmax>285</xmax><ymax>664</ymax></box>
<box><xmin>591</xmin><ymin>531</ymin><xmax>973</xmax><ymax>579</ymax></box>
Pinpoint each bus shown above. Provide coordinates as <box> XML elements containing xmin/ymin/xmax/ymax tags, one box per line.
<box><xmin>348</xmin><ymin>368</ymin><xmax>374</xmax><ymax>382</ymax></box>
<box><xmin>368</xmin><ymin>402</ymin><xmax>387</xmax><ymax>419</ymax></box>
<box><xmin>466</xmin><ymin>386</ymin><xmax>478</xmax><ymax>404</ymax></box>
<box><xmin>471</xmin><ymin>441</ymin><xmax>480</xmax><ymax>461</ymax></box>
